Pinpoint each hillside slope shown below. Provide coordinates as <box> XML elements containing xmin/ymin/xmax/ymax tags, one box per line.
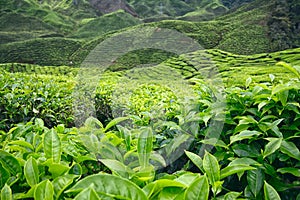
<box><xmin>0</xmin><ymin>0</ymin><xmax>299</xmax><ymax>66</ymax></box>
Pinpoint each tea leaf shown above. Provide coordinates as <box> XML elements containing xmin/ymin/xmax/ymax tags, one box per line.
<box><xmin>264</xmin><ymin>181</ymin><xmax>281</xmax><ymax>200</ymax></box>
<box><xmin>184</xmin><ymin>175</ymin><xmax>209</xmax><ymax>200</ymax></box>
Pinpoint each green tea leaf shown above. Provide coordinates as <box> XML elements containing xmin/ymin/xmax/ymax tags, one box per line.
<box><xmin>104</xmin><ymin>117</ymin><xmax>128</xmax><ymax>132</ymax></box>
<box><xmin>48</xmin><ymin>163</ymin><xmax>69</xmax><ymax>178</ymax></box>
<box><xmin>74</xmin><ymin>187</ymin><xmax>101</xmax><ymax>200</ymax></box>
<box><xmin>0</xmin><ymin>150</ymin><xmax>22</xmax><ymax>175</ymax></box>
<box><xmin>44</xmin><ymin>129</ymin><xmax>61</xmax><ymax>163</ymax></box>
<box><xmin>67</xmin><ymin>173</ymin><xmax>147</xmax><ymax>200</ymax></box>
<box><xmin>220</xmin><ymin>165</ymin><xmax>255</xmax><ymax>180</ymax></box>
<box><xmin>230</xmin><ymin>130</ymin><xmax>262</xmax><ymax>144</ymax></box>
<box><xmin>263</xmin><ymin>138</ymin><xmax>282</xmax><ymax>159</ymax></box>
<box><xmin>143</xmin><ymin>179</ymin><xmax>186</xmax><ymax>198</ymax></box>
<box><xmin>232</xmin><ymin>144</ymin><xmax>260</xmax><ymax>157</ymax></box>
<box><xmin>34</xmin><ymin>180</ymin><xmax>54</xmax><ymax>200</ymax></box>
<box><xmin>224</xmin><ymin>191</ymin><xmax>242</xmax><ymax>200</ymax></box>
<box><xmin>264</xmin><ymin>181</ymin><xmax>281</xmax><ymax>200</ymax></box>
<box><xmin>277</xmin><ymin>167</ymin><xmax>300</xmax><ymax>177</ymax></box>
<box><xmin>280</xmin><ymin>140</ymin><xmax>300</xmax><ymax>160</ymax></box>
<box><xmin>9</xmin><ymin>140</ymin><xmax>34</xmax><ymax>150</ymax></box>
<box><xmin>247</xmin><ymin>169</ymin><xmax>265</xmax><ymax>197</ymax></box>
<box><xmin>138</xmin><ymin>126</ymin><xmax>153</xmax><ymax>168</ymax></box>
<box><xmin>246</xmin><ymin>77</ymin><xmax>252</xmax><ymax>88</ymax></box>
<box><xmin>53</xmin><ymin>174</ymin><xmax>78</xmax><ymax>200</ymax></box>
<box><xmin>0</xmin><ymin>163</ymin><xmax>10</xmax><ymax>188</ymax></box>
<box><xmin>184</xmin><ymin>175</ymin><xmax>209</xmax><ymax>200</ymax></box>
<box><xmin>158</xmin><ymin>187</ymin><xmax>185</xmax><ymax>200</ymax></box>
<box><xmin>100</xmin><ymin>159</ymin><xmax>131</xmax><ymax>178</ymax></box>
<box><xmin>1</xmin><ymin>184</ymin><xmax>12</xmax><ymax>200</ymax></box>
<box><xmin>203</xmin><ymin>151</ymin><xmax>220</xmax><ymax>184</ymax></box>
<box><xmin>24</xmin><ymin>157</ymin><xmax>39</xmax><ymax>187</ymax></box>
<box><xmin>184</xmin><ymin>150</ymin><xmax>204</xmax><ymax>173</ymax></box>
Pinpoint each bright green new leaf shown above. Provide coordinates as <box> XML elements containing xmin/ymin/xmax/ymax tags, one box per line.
<box><xmin>74</xmin><ymin>187</ymin><xmax>101</xmax><ymax>200</ymax></box>
<box><xmin>24</xmin><ymin>157</ymin><xmax>39</xmax><ymax>187</ymax></box>
<box><xmin>184</xmin><ymin>150</ymin><xmax>204</xmax><ymax>173</ymax></box>
<box><xmin>100</xmin><ymin>159</ymin><xmax>132</xmax><ymax>178</ymax></box>
<box><xmin>175</xmin><ymin>173</ymin><xmax>200</xmax><ymax>187</ymax></box>
<box><xmin>53</xmin><ymin>174</ymin><xmax>78</xmax><ymax>200</ymax></box>
<box><xmin>0</xmin><ymin>150</ymin><xmax>22</xmax><ymax>175</ymax></box>
<box><xmin>264</xmin><ymin>181</ymin><xmax>281</xmax><ymax>200</ymax></box>
<box><xmin>158</xmin><ymin>187</ymin><xmax>185</xmax><ymax>200</ymax></box>
<box><xmin>1</xmin><ymin>184</ymin><xmax>12</xmax><ymax>200</ymax></box>
<box><xmin>104</xmin><ymin>117</ymin><xmax>128</xmax><ymax>132</ymax></box>
<box><xmin>224</xmin><ymin>191</ymin><xmax>242</xmax><ymax>200</ymax></box>
<box><xmin>203</xmin><ymin>151</ymin><xmax>220</xmax><ymax>184</ymax></box>
<box><xmin>230</xmin><ymin>130</ymin><xmax>262</xmax><ymax>145</ymax></box>
<box><xmin>143</xmin><ymin>179</ymin><xmax>186</xmax><ymax>198</ymax></box>
<box><xmin>8</xmin><ymin>140</ymin><xmax>34</xmax><ymax>151</ymax></box>
<box><xmin>44</xmin><ymin>129</ymin><xmax>62</xmax><ymax>163</ymax></box>
<box><xmin>247</xmin><ymin>169</ymin><xmax>265</xmax><ymax>197</ymax></box>
<box><xmin>34</xmin><ymin>180</ymin><xmax>54</xmax><ymax>200</ymax></box>
<box><xmin>48</xmin><ymin>163</ymin><xmax>69</xmax><ymax>178</ymax></box>
<box><xmin>263</xmin><ymin>138</ymin><xmax>282</xmax><ymax>159</ymax></box>
<box><xmin>67</xmin><ymin>173</ymin><xmax>147</xmax><ymax>200</ymax></box>
<box><xmin>184</xmin><ymin>175</ymin><xmax>209</xmax><ymax>200</ymax></box>
<box><xmin>277</xmin><ymin>167</ymin><xmax>300</xmax><ymax>177</ymax></box>
<box><xmin>137</xmin><ymin>126</ymin><xmax>153</xmax><ymax>168</ymax></box>
<box><xmin>220</xmin><ymin>165</ymin><xmax>255</xmax><ymax>180</ymax></box>
<box><xmin>246</xmin><ymin>77</ymin><xmax>252</xmax><ymax>88</ymax></box>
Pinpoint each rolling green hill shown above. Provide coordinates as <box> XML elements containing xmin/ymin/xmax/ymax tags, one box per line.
<box><xmin>0</xmin><ymin>0</ymin><xmax>299</xmax><ymax>66</ymax></box>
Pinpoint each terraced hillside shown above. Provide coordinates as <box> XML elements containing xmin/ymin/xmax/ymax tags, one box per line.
<box><xmin>0</xmin><ymin>0</ymin><xmax>299</xmax><ymax>66</ymax></box>
<box><xmin>1</xmin><ymin>48</ymin><xmax>299</xmax><ymax>87</ymax></box>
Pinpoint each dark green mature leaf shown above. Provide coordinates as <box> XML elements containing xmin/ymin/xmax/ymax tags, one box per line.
<box><xmin>185</xmin><ymin>150</ymin><xmax>204</xmax><ymax>173</ymax></box>
<box><xmin>247</xmin><ymin>169</ymin><xmax>265</xmax><ymax>197</ymax></box>
<box><xmin>34</xmin><ymin>180</ymin><xmax>54</xmax><ymax>200</ymax></box>
<box><xmin>280</xmin><ymin>140</ymin><xmax>300</xmax><ymax>160</ymax></box>
<box><xmin>138</xmin><ymin>126</ymin><xmax>153</xmax><ymax>168</ymax></box>
<box><xmin>67</xmin><ymin>173</ymin><xmax>147</xmax><ymax>200</ymax></box>
<box><xmin>220</xmin><ymin>165</ymin><xmax>255</xmax><ymax>180</ymax></box>
<box><xmin>232</xmin><ymin>144</ymin><xmax>260</xmax><ymax>157</ymax></box>
<box><xmin>263</xmin><ymin>138</ymin><xmax>282</xmax><ymax>159</ymax></box>
<box><xmin>0</xmin><ymin>150</ymin><xmax>22</xmax><ymax>175</ymax></box>
<box><xmin>184</xmin><ymin>175</ymin><xmax>209</xmax><ymax>200</ymax></box>
<box><xmin>229</xmin><ymin>158</ymin><xmax>260</xmax><ymax>166</ymax></box>
<box><xmin>203</xmin><ymin>151</ymin><xmax>220</xmax><ymax>184</ymax></box>
<box><xmin>277</xmin><ymin>167</ymin><xmax>300</xmax><ymax>177</ymax></box>
<box><xmin>74</xmin><ymin>187</ymin><xmax>101</xmax><ymax>200</ymax></box>
<box><xmin>24</xmin><ymin>157</ymin><xmax>39</xmax><ymax>187</ymax></box>
<box><xmin>230</xmin><ymin>130</ymin><xmax>262</xmax><ymax>145</ymax></box>
<box><xmin>44</xmin><ymin>129</ymin><xmax>61</xmax><ymax>163</ymax></box>
<box><xmin>264</xmin><ymin>181</ymin><xmax>281</xmax><ymax>200</ymax></box>
<box><xmin>0</xmin><ymin>163</ymin><xmax>10</xmax><ymax>188</ymax></box>
<box><xmin>1</xmin><ymin>184</ymin><xmax>12</xmax><ymax>200</ymax></box>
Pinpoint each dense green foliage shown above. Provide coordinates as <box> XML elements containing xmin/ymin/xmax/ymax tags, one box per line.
<box><xmin>1</xmin><ymin>72</ymin><xmax>300</xmax><ymax>199</ymax></box>
<box><xmin>1</xmin><ymin>0</ymin><xmax>300</xmax><ymax>199</ymax></box>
